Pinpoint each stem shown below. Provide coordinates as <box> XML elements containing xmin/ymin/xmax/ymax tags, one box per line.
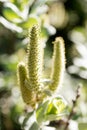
<box><xmin>64</xmin><ymin>85</ymin><xmax>80</xmax><ymax>130</ymax></box>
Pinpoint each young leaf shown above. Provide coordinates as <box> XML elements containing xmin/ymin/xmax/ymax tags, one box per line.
<box><xmin>36</xmin><ymin>96</ymin><xmax>67</xmax><ymax>123</ymax></box>
<box><xmin>3</xmin><ymin>4</ymin><xmax>22</xmax><ymax>23</ymax></box>
<box><xmin>29</xmin><ymin>122</ymin><xmax>40</xmax><ymax>130</ymax></box>
<box><xmin>36</xmin><ymin>101</ymin><xmax>49</xmax><ymax>124</ymax></box>
<box><xmin>18</xmin><ymin>16</ymin><xmax>39</xmax><ymax>29</ymax></box>
<box><xmin>45</xmin><ymin>96</ymin><xmax>67</xmax><ymax>121</ymax></box>
<box><xmin>22</xmin><ymin>111</ymin><xmax>34</xmax><ymax>128</ymax></box>
<box><xmin>22</xmin><ymin>111</ymin><xmax>38</xmax><ymax>130</ymax></box>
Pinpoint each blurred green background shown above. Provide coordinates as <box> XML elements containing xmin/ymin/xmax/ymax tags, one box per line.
<box><xmin>0</xmin><ymin>0</ymin><xmax>87</xmax><ymax>130</ymax></box>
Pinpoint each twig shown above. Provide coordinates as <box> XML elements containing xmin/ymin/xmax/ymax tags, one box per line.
<box><xmin>64</xmin><ymin>85</ymin><xmax>80</xmax><ymax>130</ymax></box>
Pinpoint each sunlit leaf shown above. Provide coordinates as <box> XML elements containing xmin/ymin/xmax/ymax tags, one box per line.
<box><xmin>10</xmin><ymin>0</ymin><xmax>29</xmax><ymax>10</ymax></box>
<box><xmin>22</xmin><ymin>111</ymin><xmax>41</xmax><ymax>130</ymax></box>
<box><xmin>22</xmin><ymin>111</ymin><xmax>38</xmax><ymax>130</ymax></box>
<box><xmin>3</xmin><ymin>3</ymin><xmax>22</xmax><ymax>23</ymax></box>
<box><xmin>36</xmin><ymin>96</ymin><xmax>67</xmax><ymax>123</ymax></box>
<box><xmin>0</xmin><ymin>16</ymin><xmax>22</xmax><ymax>32</ymax></box>
<box><xmin>45</xmin><ymin>96</ymin><xmax>67</xmax><ymax>121</ymax></box>
<box><xmin>41</xmin><ymin>27</ymin><xmax>49</xmax><ymax>38</ymax></box>
<box><xmin>18</xmin><ymin>16</ymin><xmax>39</xmax><ymax>29</ymax></box>
<box><xmin>36</xmin><ymin>101</ymin><xmax>49</xmax><ymax>123</ymax></box>
<box><xmin>46</xmin><ymin>97</ymin><xmax>67</xmax><ymax>115</ymax></box>
<box><xmin>41</xmin><ymin>26</ymin><xmax>56</xmax><ymax>39</ymax></box>
<box><xmin>30</xmin><ymin>0</ymin><xmax>48</xmax><ymax>13</ymax></box>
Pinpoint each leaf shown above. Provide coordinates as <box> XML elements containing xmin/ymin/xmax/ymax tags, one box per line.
<box><xmin>30</xmin><ymin>0</ymin><xmax>48</xmax><ymax>13</ymax></box>
<box><xmin>18</xmin><ymin>16</ymin><xmax>39</xmax><ymax>29</ymax></box>
<box><xmin>22</xmin><ymin>111</ymin><xmax>40</xmax><ymax>130</ymax></box>
<box><xmin>10</xmin><ymin>0</ymin><xmax>29</xmax><ymax>11</ymax></box>
<box><xmin>3</xmin><ymin>3</ymin><xmax>22</xmax><ymax>23</ymax></box>
<box><xmin>36</xmin><ymin>101</ymin><xmax>49</xmax><ymax>124</ymax></box>
<box><xmin>45</xmin><ymin>96</ymin><xmax>67</xmax><ymax>121</ymax></box>
<box><xmin>36</xmin><ymin>96</ymin><xmax>67</xmax><ymax>123</ymax></box>
<box><xmin>29</xmin><ymin>122</ymin><xmax>40</xmax><ymax>130</ymax></box>
<box><xmin>45</xmin><ymin>113</ymin><xmax>66</xmax><ymax>121</ymax></box>
<box><xmin>41</xmin><ymin>26</ymin><xmax>56</xmax><ymax>40</ymax></box>
<box><xmin>46</xmin><ymin>96</ymin><xmax>67</xmax><ymax>114</ymax></box>
<box><xmin>41</xmin><ymin>26</ymin><xmax>50</xmax><ymax>38</ymax></box>
<box><xmin>0</xmin><ymin>16</ymin><xmax>22</xmax><ymax>32</ymax></box>
<box><xmin>22</xmin><ymin>111</ymin><xmax>34</xmax><ymax>128</ymax></box>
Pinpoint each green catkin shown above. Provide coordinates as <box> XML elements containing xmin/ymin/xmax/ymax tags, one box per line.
<box><xmin>49</xmin><ymin>37</ymin><xmax>65</xmax><ymax>91</ymax></box>
<box><xmin>27</xmin><ymin>25</ymin><xmax>43</xmax><ymax>92</ymax></box>
<box><xmin>17</xmin><ymin>62</ymin><xmax>36</xmax><ymax>106</ymax></box>
<box><xmin>17</xmin><ymin>25</ymin><xmax>65</xmax><ymax>107</ymax></box>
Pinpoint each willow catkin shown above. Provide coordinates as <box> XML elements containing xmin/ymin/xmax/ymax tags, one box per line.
<box><xmin>17</xmin><ymin>62</ymin><xmax>36</xmax><ymax>106</ymax></box>
<box><xmin>49</xmin><ymin>37</ymin><xmax>65</xmax><ymax>91</ymax></box>
<box><xmin>27</xmin><ymin>25</ymin><xmax>43</xmax><ymax>92</ymax></box>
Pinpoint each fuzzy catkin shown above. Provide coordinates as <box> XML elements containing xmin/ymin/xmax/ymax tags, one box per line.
<box><xmin>49</xmin><ymin>37</ymin><xmax>65</xmax><ymax>91</ymax></box>
<box><xmin>17</xmin><ymin>62</ymin><xmax>36</xmax><ymax>106</ymax></box>
<box><xmin>27</xmin><ymin>25</ymin><xmax>43</xmax><ymax>91</ymax></box>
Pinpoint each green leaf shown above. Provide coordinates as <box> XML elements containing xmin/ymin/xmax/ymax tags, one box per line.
<box><xmin>22</xmin><ymin>111</ymin><xmax>34</xmax><ymax>128</ymax></box>
<box><xmin>18</xmin><ymin>16</ymin><xmax>39</xmax><ymax>29</ymax></box>
<box><xmin>29</xmin><ymin>122</ymin><xmax>40</xmax><ymax>130</ymax></box>
<box><xmin>22</xmin><ymin>111</ymin><xmax>40</xmax><ymax>130</ymax></box>
<box><xmin>45</xmin><ymin>96</ymin><xmax>67</xmax><ymax>121</ymax></box>
<box><xmin>30</xmin><ymin>0</ymin><xmax>47</xmax><ymax>13</ymax></box>
<box><xmin>3</xmin><ymin>7</ymin><xmax>22</xmax><ymax>23</ymax></box>
<box><xmin>10</xmin><ymin>0</ymin><xmax>29</xmax><ymax>11</ymax></box>
<box><xmin>46</xmin><ymin>97</ymin><xmax>67</xmax><ymax>115</ymax></box>
<box><xmin>0</xmin><ymin>16</ymin><xmax>22</xmax><ymax>32</ymax></box>
<box><xmin>41</xmin><ymin>26</ymin><xmax>49</xmax><ymax>38</ymax></box>
<box><xmin>40</xmin><ymin>26</ymin><xmax>56</xmax><ymax>40</ymax></box>
<box><xmin>36</xmin><ymin>96</ymin><xmax>67</xmax><ymax>123</ymax></box>
<box><xmin>36</xmin><ymin>101</ymin><xmax>49</xmax><ymax>124</ymax></box>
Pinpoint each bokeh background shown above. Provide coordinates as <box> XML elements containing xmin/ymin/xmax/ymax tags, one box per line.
<box><xmin>0</xmin><ymin>0</ymin><xmax>87</xmax><ymax>130</ymax></box>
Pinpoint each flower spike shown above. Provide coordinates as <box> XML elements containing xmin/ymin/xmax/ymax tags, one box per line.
<box><xmin>27</xmin><ymin>25</ymin><xmax>44</xmax><ymax>92</ymax></box>
<box><xmin>49</xmin><ymin>37</ymin><xmax>65</xmax><ymax>91</ymax></box>
<box><xmin>17</xmin><ymin>62</ymin><xmax>36</xmax><ymax>107</ymax></box>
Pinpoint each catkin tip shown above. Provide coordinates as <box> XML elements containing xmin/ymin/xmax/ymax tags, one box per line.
<box><xmin>17</xmin><ymin>62</ymin><xmax>25</xmax><ymax>68</ymax></box>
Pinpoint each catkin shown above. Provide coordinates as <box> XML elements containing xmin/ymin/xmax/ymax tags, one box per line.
<box><xmin>49</xmin><ymin>37</ymin><xmax>65</xmax><ymax>91</ymax></box>
<box><xmin>17</xmin><ymin>62</ymin><xmax>36</xmax><ymax>106</ymax></box>
<box><xmin>27</xmin><ymin>25</ymin><xmax>43</xmax><ymax>91</ymax></box>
